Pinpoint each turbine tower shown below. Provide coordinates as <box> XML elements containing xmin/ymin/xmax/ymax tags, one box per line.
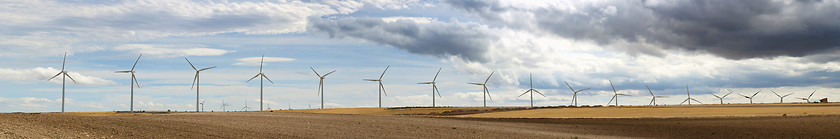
<box><xmin>645</xmin><ymin>84</ymin><xmax>667</xmax><ymax>105</ymax></box>
<box><xmin>518</xmin><ymin>73</ymin><xmax>545</xmax><ymax>107</ymax></box>
<box><xmin>311</xmin><ymin>67</ymin><xmax>335</xmax><ymax>109</ymax></box>
<box><xmin>469</xmin><ymin>71</ymin><xmax>494</xmax><ymax>107</ymax></box>
<box><xmin>565</xmin><ymin>81</ymin><xmax>589</xmax><ymax>107</ymax></box>
<box><xmin>363</xmin><ymin>66</ymin><xmax>389</xmax><ymax>108</ymax></box>
<box><xmin>418</xmin><ymin>68</ymin><xmax>442</xmax><ymax>107</ymax></box>
<box><xmin>606</xmin><ymin>80</ymin><xmax>630</xmax><ymax>106</ymax></box>
<box><xmin>48</xmin><ymin>52</ymin><xmax>77</xmax><ymax>114</ymax></box>
<box><xmin>771</xmin><ymin>90</ymin><xmax>794</xmax><ymax>103</ymax></box>
<box><xmin>115</xmin><ymin>54</ymin><xmax>142</xmax><ymax>113</ymax></box>
<box><xmin>247</xmin><ymin>55</ymin><xmax>274</xmax><ymax>111</ymax></box>
<box><xmin>738</xmin><ymin>90</ymin><xmax>762</xmax><ymax>104</ymax></box>
<box><xmin>797</xmin><ymin>90</ymin><xmax>817</xmax><ymax>103</ymax></box>
<box><xmin>709</xmin><ymin>90</ymin><xmax>733</xmax><ymax>104</ymax></box>
<box><xmin>220</xmin><ymin>99</ymin><xmax>229</xmax><ymax>112</ymax></box>
<box><xmin>680</xmin><ymin>85</ymin><xmax>702</xmax><ymax>105</ymax></box>
<box><xmin>186</xmin><ymin>57</ymin><xmax>216</xmax><ymax>112</ymax></box>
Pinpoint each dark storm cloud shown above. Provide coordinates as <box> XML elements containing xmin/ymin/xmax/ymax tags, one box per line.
<box><xmin>306</xmin><ymin>17</ymin><xmax>495</xmax><ymax>62</ymax></box>
<box><xmin>444</xmin><ymin>0</ymin><xmax>840</xmax><ymax>60</ymax></box>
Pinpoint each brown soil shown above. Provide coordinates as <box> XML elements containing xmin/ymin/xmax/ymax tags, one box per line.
<box><xmin>1</xmin><ymin>112</ymin><xmax>838</xmax><ymax>138</ymax></box>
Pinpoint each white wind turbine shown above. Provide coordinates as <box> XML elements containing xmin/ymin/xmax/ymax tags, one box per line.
<box><xmin>709</xmin><ymin>90</ymin><xmax>733</xmax><ymax>104</ymax></box>
<box><xmin>115</xmin><ymin>54</ymin><xmax>142</xmax><ymax>113</ymax></box>
<box><xmin>185</xmin><ymin>57</ymin><xmax>216</xmax><ymax>112</ymax></box>
<box><xmin>606</xmin><ymin>80</ymin><xmax>631</xmax><ymax>106</ymax></box>
<box><xmin>247</xmin><ymin>55</ymin><xmax>274</xmax><ymax>111</ymax></box>
<box><xmin>565</xmin><ymin>81</ymin><xmax>589</xmax><ymax>107</ymax></box>
<box><xmin>680</xmin><ymin>85</ymin><xmax>702</xmax><ymax>105</ymax></box>
<box><xmin>220</xmin><ymin>99</ymin><xmax>229</xmax><ymax>112</ymax></box>
<box><xmin>645</xmin><ymin>84</ymin><xmax>667</xmax><ymax>105</ymax></box>
<box><xmin>242</xmin><ymin>101</ymin><xmax>251</xmax><ymax>111</ymax></box>
<box><xmin>363</xmin><ymin>66</ymin><xmax>389</xmax><ymax>108</ymax></box>
<box><xmin>469</xmin><ymin>71</ymin><xmax>494</xmax><ymax>107</ymax></box>
<box><xmin>797</xmin><ymin>90</ymin><xmax>817</xmax><ymax>103</ymax></box>
<box><xmin>199</xmin><ymin>99</ymin><xmax>206</xmax><ymax>112</ymax></box>
<box><xmin>311</xmin><ymin>67</ymin><xmax>336</xmax><ymax>109</ymax></box>
<box><xmin>771</xmin><ymin>90</ymin><xmax>794</xmax><ymax>103</ymax></box>
<box><xmin>518</xmin><ymin>73</ymin><xmax>545</xmax><ymax>107</ymax></box>
<box><xmin>738</xmin><ymin>90</ymin><xmax>762</xmax><ymax>104</ymax></box>
<box><xmin>418</xmin><ymin>68</ymin><xmax>442</xmax><ymax>107</ymax></box>
<box><xmin>48</xmin><ymin>52</ymin><xmax>77</xmax><ymax>114</ymax></box>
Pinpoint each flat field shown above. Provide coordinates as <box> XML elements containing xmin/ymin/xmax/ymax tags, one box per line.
<box><xmin>2</xmin><ymin>103</ymin><xmax>838</xmax><ymax>138</ymax></box>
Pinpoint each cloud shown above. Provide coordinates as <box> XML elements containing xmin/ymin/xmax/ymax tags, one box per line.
<box><xmin>0</xmin><ymin>67</ymin><xmax>117</xmax><ymax>86</ymax></box>
<box><xmin>234</xmin><ymin>56</ymin><xmax>297</xmax><ymax>66</ymax></box>
<box><xmin>307</xmin><ymin>17</ymin><xmax>498</xmax><ymax>62</ymax></box>
<box><xmin>444</xmin><ymin>0</ymin><xmax>840</xmax><ymax>60</ymax></box>
<box><xmin>112</xmin><ymin>44</ymin><xmax>232</xmax><ymax>57</ymax></box>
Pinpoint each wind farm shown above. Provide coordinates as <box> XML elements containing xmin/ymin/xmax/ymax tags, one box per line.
<box><xmin>5</xmin><ymin>0</ymin><xmax>840</xmax><ymax>138</ymax></box>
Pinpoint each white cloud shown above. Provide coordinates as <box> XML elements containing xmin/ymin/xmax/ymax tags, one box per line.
<box><xmin>234</xmin><ymin>56</ymin><xmax>296</xmax><ymax>66</ymax></box>
<box><xmin>0</xmin><ymin>67</ymin><xmax>117</xmax><ymax>86</ymax></box>
<box><xmin>381</xmin><ymin>16</ymin><xmax>437</xmax><ymax>24</ymax></box>
<box><xmin>113</xmin><ymin>44</ymin><xmax>232</xmax><ymax>57</ymax></box>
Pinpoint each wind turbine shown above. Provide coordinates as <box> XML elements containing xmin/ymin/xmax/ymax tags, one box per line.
<box><xmin>185</xmin><ymin>57</ymin><xmax>216</xmax><ymax>112</ymax></box>
<box><xmin>606</xmin><ymin>80</ymin><xmax>630</xmax><ymax>106</ymax></box>
<box><xmin>247</xmin><ymin>55</ymin><xmax>274</xmax><ymax>111</ymax></box>
<box><xmin>115</xmin><ymin>54</ymin><xmax>142</xmax><ymax>113</ymax></box>
<box><xmin>709</xmin><ymin>90</ymin><xmax>733</xmax><ymax>104</ymax></box>
<box><xmin>311</xmin><ymin>67</ymin><xmax>336</xmax><ymax>109</ymax></box>
<box><xmin>419</xmin><ymin>68</ymin><xmax>443</xmax><ymax>107</ymax></box>
<box><xmin>680</xmin><ymin>85</ymin><xmax>702</xmax><ymax>105</ymax></box>
<box><xmin>364</xmin><ymin>66</ymin><xmax>390</xmax><ymax>108</ymax></box>
<box><xmin>469</xmin><ymin>71</ymin><xmax>494</xmax><ymax>107</ymax></box>
<box><xmin>220</xmin><ymin>99</ymin><xmax>229</xmax><ymax>112</ymax></box>
<box><xmin>645</xmin><ymin>84</ymin><xmax>667</xmax><ymax>105</ymax></box>
<box><xmin>48</xmin><ymin>52</ymin><xmax>77</xmax><ymax>114</ymax></box>
<box><xmin>265</xmin><ymin>104</ymin><xmax>271</xmax><ymax>111</ymax></box>
<box><xmin>738</xmin><ymin>90</ymin><xmax>762</xmax><ymax>104</ymax></box>
<box><xmin>797</xmin><ymin>90</ymin><xmax>817</xmax><ymax>103</ymax></box>
<box><xmin>565</xmin><ymin>81</ymin><xmax>589</xmax><ymax>107</ymax></box>
<box><xmin>771</xmin><ymin>90</ymin><xmax>794</xmax><ymax>103</ymax></box>
<box><xmin>518</xmin><ymin>73</ymin><xmax>545</xmax><ymax>107</ymax></box>
<box><xmin>242</xmin><ymin>101</ymin><xmax>251</xmax><ymax>111</ymax></box>
<box><xmin>199</xmin><ymin>99</ymin><xmax>206</xmax><ymax>112</ymax></box>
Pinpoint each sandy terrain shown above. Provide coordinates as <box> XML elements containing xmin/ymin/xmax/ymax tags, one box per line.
<box><xmin>457</xmin><ymin>103</ymin><xmax>840</xmax><ymax>118</ymax></box>
<box><xmin>1</xmin><ymin>112</ymin><xmax>838</xmax><ymax>138</ymax></box>
<box><xmin>2</xmin><ymin>103</ymin><xmax>839</xmax><ymax>138</ymax></box>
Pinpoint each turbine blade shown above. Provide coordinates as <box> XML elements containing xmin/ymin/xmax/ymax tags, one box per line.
<box><xmin>809</xmin><ymin>90</ymin><xmax>816</xmax><ymax>99</ymax></box>
<box><xmin>247</xmin><ymin>74</ymin><xmax>260</xmax><ymax>82</ymax></box>
<box><xmin>115</xmin><ymin>71</ymin><xmax>132</xmax><ymax>73</ymax></box>
<box><xmin>185</xmin><ymin>57</ymin><xmax>197</xmax><ymax>70</ymax></box>
<box><xmin>576</xmin><ymin>88</ymin><xmax>590</xmax><ymax>93</ymax></box>
<box><xmin>753</xmin><ymin>90</ymin><xmax>762</xmax><ymax>97</ymax></box>
<box><xmin>468</xmin><ymin>83</ymin><xmax>484</xmax><ymax>85</ymax></box>
<box><xmin>565</xmin><ymin>81</ymin><xmax>576</xmax><ymax>92</ymax></box>
<box><xmin>65</xmin><ymin>73</ymin><xmax>78</xmax><ymax>83</ymax></box>
<box><xmin>48</xmin><ymin>72</ymin><xmax>62</xmax><ymax>81</ymax></box>
<box><xmin>418</xmin><ymin>82</ymin><xmax>433</xmax><ymax>84</ymax></box>
<box><xmin>646</xmin><ymin>84</ymin><xmax>654</xmax><ymax>96</ymax></box>
<box><xmin>771</xmin><ymin>90</ymin><xmax>780</xmax><ymax>97</ymax></box>
<box><xmin>518</xmin><ymin>90</ymin><xmax>530</xmax><ymax>97</ymax></box>
<box><xmin>262</xmin><ymin>74</ymin><xmax>274</xmax><ymax>84</ymax></box>
<box><xmin>191</xmin><ymin>73</ymin><xmax>198</xmax><ymax>90</ymax></box>
<box><xmin>323</xmin><ymin>70</ymin><xmax>336</xmax><ymax>77</ymax></box>
<box><xmin>607</xmin><ymin>95</ymin><xmax>616</xmax><ymax>105</ymax></box>
<box><xmin>433</xmin><ymin>68</ymin><xmax>441</xmax><ymax>82</ymax></box>
<box><xmin>380</xmin><ymin>83</ymin><xmax>387</xmax><ymax>96</ymax></box>
<box><xmin>709</xmin><ymin>93</ymin><xmax>720</xmax><ymax>98</ymax></box>
<box><xmin>783</xmin><ymin>93</ymin><xmax>793</xmax><ymax>97</ymax></box>
<box><xmin>62</xmin><ymin>52</ymin><xmax>67</xmax><ymax>71</ymax></box>
<box><xmin>310</xmin><ymin>67</ymin><xmax>321</xmax><ymax>77</ymax></box>
<box><xmin>534</xmin><ymin>90</ymin><xmax>546</xmax><ymax>97</ymax></box>
<box><xmin>484</xmin><ymin>71</ymin><xmax>494</xmax><ymax>84</ymax></box>
<box><xmin>723</xmin><ymin>92</ymin><xmax>733</xmax><ymax>98</ymax></box>
<box><xmin>198</xmin><ymin>66</ymin><xmax>216</xmax><ymax>71</ymax></box>
<box><xmin>485</xmin><ymin>86</ymin><xmax>492</xmax><ymax>100</ymax></box>
<box><xmin>680</xmin><ymin>99</ymin><xmax>689</xmax><ymax>105</ymax></box>
<box><xmin>133</xmin><ymin>74</ymin><xmax>141</xmax><ymax>88</ymax></box>
<box><xmin>131</xmin><ymin>54</ymin><xmax>142</xmax><ymax>71</ymax></box>
<box><xmin>364</xmin><ymin>79</ymin><xmax>379</xmax><ymax>81</ymax></box>
<box><xmin>434</xmin><ymin>85</ymin><xmax>441</xmax><ymax>98</ymax></box>
<box><xmin>379</xmin><ymin>66</ymin><xmax>389</xmax><ymax>80</ymax></box>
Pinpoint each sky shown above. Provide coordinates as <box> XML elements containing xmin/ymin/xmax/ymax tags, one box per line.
<box><xmin>1</xmin><ymin>0</ymin><xmax>840</xmax><ymax>112</ymax></box>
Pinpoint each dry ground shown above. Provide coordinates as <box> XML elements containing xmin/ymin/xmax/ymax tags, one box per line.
<box><xmin>2</xmin><ymin>103</ymin><xmax>839</xmax><ymax>138</ymax></box>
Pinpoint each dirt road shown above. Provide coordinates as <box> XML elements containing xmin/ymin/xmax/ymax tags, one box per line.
<box><xmin>1</xmin><ymin>112</ymin><xmax>837</xmax><ymax>138</ymax></box>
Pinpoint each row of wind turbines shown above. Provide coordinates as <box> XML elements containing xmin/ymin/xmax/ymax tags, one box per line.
<box><xmin>48</xmin><ymin>53</ymin><xmax>824</xmax><ymax>114</ymax></box>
